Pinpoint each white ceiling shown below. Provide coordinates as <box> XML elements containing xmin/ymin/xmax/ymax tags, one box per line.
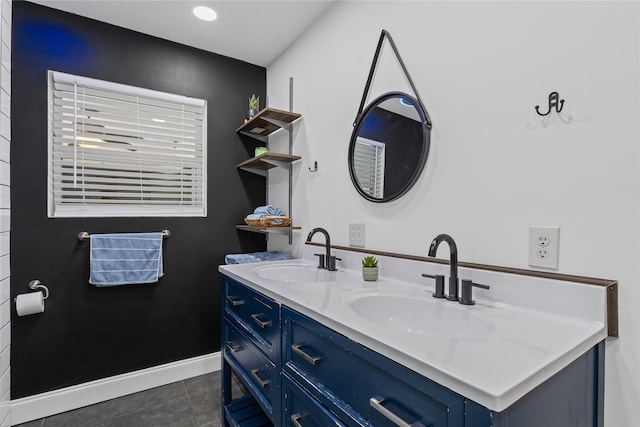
<box><xmin>28</xmin><ymin>0</ymin><xmax>336</xmax><ymax>67</ymax></box>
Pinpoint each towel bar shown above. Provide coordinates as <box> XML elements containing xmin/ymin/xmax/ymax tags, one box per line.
<box><xmin>78</xmin><ymin>230</ymin><xmax>170</xmax><ymax>242</ymax></box>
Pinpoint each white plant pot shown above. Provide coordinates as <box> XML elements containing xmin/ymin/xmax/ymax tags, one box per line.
<box><xmin>362</xmin><ymin>266</ymin><xmax>378</xmax><ymax>281</ymax></box>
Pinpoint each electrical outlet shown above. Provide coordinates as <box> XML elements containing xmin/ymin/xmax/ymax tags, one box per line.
<box><xmin>349</xmin><ymin>223</ymin><xmax>365</xmax><ymax>248</ymax></box>
<box><xmin>528</xmin><ymin>227</ymin><xmax>559</xmax><ymax>269</ymax></box>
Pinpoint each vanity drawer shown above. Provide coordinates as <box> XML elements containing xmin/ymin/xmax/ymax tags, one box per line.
<box><xmin>223</xmin><ymin>322</ymin><xmax>278</xmax><ymax>423</ymax></box>
<box><xmin>223</xmin><ymin>276</ymin><xmax>280</xmax><ymax>359</ymax></box>
<box><xmin>282</xmin><ymin>374</ymin><xmax>345</xmax><ymax>427</ymax></box>
<box><xmin>282</xmin><ymin>306</ymin><xmax>464</xmax><ymax>427</ymax></box>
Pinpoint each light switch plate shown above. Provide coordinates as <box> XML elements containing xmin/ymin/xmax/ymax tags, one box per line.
<box><xmin>349</xmin><ymin>223</ymin><xmax>365</xmax><ymax>248</ymax></box>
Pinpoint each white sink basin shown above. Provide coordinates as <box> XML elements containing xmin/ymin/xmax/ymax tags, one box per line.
<box><xmin>252</xmin><ymin>263</ymin><xmax>346</xmax><ymax>283</ymax></box>
<box><xmin>342</xmin><ymin>290</ymin><xmax>495</xmax><ymax>339</ymax></box>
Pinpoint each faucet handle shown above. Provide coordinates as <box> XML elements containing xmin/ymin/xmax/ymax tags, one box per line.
<box><xmin>313</xmin><ymin>253</ymin><xmax>326</xmax><ymax>269</ymax></box>
<box><xmin>422</xmin><ymin>273</ymin><xmax>446</xmax><ymax>299</ymax></box>
<box><xmin>460</xmin><ymin>279</ymin><xmax>490</xmax><ymax>305</ymax></box>
<box><xmin>327</xmin><ymin>256</ymin><xmax>341</xmax><ymax>272</ymax></box>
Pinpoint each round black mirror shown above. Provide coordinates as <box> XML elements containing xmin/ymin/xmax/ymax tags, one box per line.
<box><xmin>348</xmin><ymin>92</ymin><xmax>431</xmax><ymax>202</ymax></box>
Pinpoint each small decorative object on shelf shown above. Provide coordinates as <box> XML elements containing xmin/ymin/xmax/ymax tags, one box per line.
<box><xmin>248</xmin><ymin>94</ymin><xmax>260</xmax><ymax>119</ymax></box>
<box><xmin>254</xmin><ymin>146</ymin><xmax>269</xmax><ymax>157</ymax></box>
<box><xmin>362</xmin><ymin>256</ymin><xmax>379</xmax><ymax>281</ymax></box>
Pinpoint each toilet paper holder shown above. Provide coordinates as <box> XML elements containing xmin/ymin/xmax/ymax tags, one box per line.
<box><xmin>28</xmin><ymin>280</ymin><xmax>49</xmax><ymax>300</ymax></box>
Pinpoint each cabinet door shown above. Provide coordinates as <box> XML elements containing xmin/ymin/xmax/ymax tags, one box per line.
<box><xmin>223</xmin><ymin>276</ymin><xmax>280</xmax><ymax>360</ymax></box>
<box><xmin>224</xmin><ymin>322</ymin><xmax>278</xmax><ymax>424</ymax></box>
<box><xmin>283</xmin><ymin>374</ymin><xmax>346</xmax><ymax>427</ymax></box>
<box><xmin>282</xmin><ymin>307</ymin><xmax>464</xmax><ymax>427</ymax></box>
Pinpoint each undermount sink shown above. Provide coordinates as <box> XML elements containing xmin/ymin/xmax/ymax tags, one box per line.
<box><xmin>342</xmin><ymin>290</ymin><xmax>495</xmax><ymax>339</ymax></box>
<box><xmin>253</xmin><ymin>263</ymin><xmax>346</xmax><ymax>283</ymax></box>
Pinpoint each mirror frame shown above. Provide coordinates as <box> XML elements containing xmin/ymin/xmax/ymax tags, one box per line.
<box><xmin>348</xmin><ymin>91</ymin><xmax>431</xmax><ymax>203</ymax></box>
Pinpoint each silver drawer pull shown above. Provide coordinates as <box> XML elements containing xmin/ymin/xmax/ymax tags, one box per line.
<box><xmin>226</xmin><ymin>295</ymin><xmax>245</xmax><ymax>306</ymax></box>
<box><xmin>290</xmin><ymin>413</ymin><xmax>304</xmax><ymax>427</ymax></box>
<box><xmin>291</xmin><ymin>343</ymin><xmax>322</xmax><ymax>365</ymax></box>
<box><xmin>370</xmin><ymin>395</ymin><xmax>425</xmax><ymax>427</ymax></box>
<box><xmin>250</xmin><ymin>368</ymin><xmax>270</xmax><ymax>388</ymax></box>
<box><xmin>225</xmin><ymin>341</ymin><xmax>240</xmax><ymax>353</ymax></box>
<box><xmin>251</xmin><ymin>313</ymin><xmax>272</xmax><ymax>328</ymax></box>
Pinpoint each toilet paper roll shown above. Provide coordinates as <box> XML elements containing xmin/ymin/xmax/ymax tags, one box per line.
<box><xmin>16</xmin><ymin>291</ymin><xmax>45</xmax><ymax>316</ymax></box>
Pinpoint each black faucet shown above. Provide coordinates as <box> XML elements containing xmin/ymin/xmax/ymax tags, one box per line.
<box><xmin>306</xmin><ymin>227</ymin><xmax>340</xmax><ymax>271</ymax></box>
<box><xmin>428</xmin><ymin>234</ymin><xmax>459</xmax><ymax>301</ymax></box>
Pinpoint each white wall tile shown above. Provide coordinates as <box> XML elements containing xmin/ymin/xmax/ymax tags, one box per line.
<box><xmin>0</xmin><ymin>113</ymin><xmax>8</xmax><ymax>143</ymax></box>
<box><xmin>0</xmin><ymin>324</ymin><xmax>9</xmax><ymax>350</ymax></box>
<box><xmin>0</xmin><ymin>369</ymin><xmax>8</xmax><ymax>404</ymax></box>
<box><xmin>0</xmin><ymin>185</ymin><xmax>8</xmax><ymax>210</ymax></box>
<box><xmin>0</xmin><ymin>210</ymin><xmax>8</xmax><ymax>234</ymax></box>
<box><xmin>0</xmin><ymin>15</ymin><xmax>9</xmax><ymax>54</ymax></box>
<box><xmin>0</xmin><ymin>90</ymin><xmax>8</xmax><ymax>120</ymax></box>
<box><xmin>0</xmin><ymin>255</ymin><xmax>8</xmax><ymax>282</ymax></box>
<box><xmin>0</xmin><ymin>66</ymin><xmax>8</xmax><ymax>100</ymax></box>
<box><xmin>0</xmin><ymin>138</ymin><xmax>9</xmax><ymax>165</ymax></box>
<box><xmin>0</xmin><ymin>347</ymin><xmax>8</xmax><ymax>376</ymax></box>
<box><xmin>0</xmin><ymin>232</ymin><xmax>7</xmax><ymax>257</ymax></box>
<box><xmin>0</xmin><ymin>278</ymin><xmax>7</xmax><ymax>306</ymax></box>
<box><xmin>0</xmin><ymin>162</ymin><xmax>7</xmax><ymax>190</ymax></box>
<box><xmin>0</xmin><ymin>388</ymin><xmax>8</xmax><ymax>427</ymax></box>
<box><xmin>0</xmin><ymin>301</ymin><xmax>8</xmax><ymax>330</ymax></box>
<box><xmin>1</xmin><ymin>43</ymin><xmax>9</xmax><ymax>77</ymax></box>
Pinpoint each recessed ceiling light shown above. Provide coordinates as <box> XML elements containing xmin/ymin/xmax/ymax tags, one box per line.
<box><xmin>193</xmin><ymin>6</ymin><xmax>217</xmax><ymax>22</ymax></box>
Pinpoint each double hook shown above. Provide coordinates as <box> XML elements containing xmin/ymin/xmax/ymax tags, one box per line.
<box><xmin>535</xmin><ymin>91</ymin><xmax>565</xmax><ymax>116</ymax></box>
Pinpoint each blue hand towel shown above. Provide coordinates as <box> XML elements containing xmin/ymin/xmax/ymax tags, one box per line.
<box><xmin>253</xmin><ymin>205</ymin><xmax>284</xmax><ymax>216</ymax></box>
<box><xmin>225</xmin><ymin>251</ymin><xmax>294</xmax><ymax>264</ymax></box>
<box><xmin>89</xmin><ymin>232</ymin><xmax>164</xmax><ymax>286</ymax></box>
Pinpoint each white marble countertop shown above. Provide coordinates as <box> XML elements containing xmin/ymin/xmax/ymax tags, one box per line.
<box><xmin>219</xmin><ymin>245</ymin><xmax>609</xmax><ymax>412</ymax></box>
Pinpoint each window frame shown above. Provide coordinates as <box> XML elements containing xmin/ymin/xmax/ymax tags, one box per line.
<box><xmin>47</xmin><ymin>71</ymin><xmax>207</xmax><ymax>218</ymax></box>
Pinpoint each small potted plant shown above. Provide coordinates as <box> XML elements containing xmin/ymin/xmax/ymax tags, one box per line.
<box><xmin>362</xmin><ymin>256</ymin><xmax>379</xmax><ymax>281</ymax></box>
<box><xmin>248</xmin><ymin>94</ymin><xmax>260</xmax><ymax>118</ymax></box>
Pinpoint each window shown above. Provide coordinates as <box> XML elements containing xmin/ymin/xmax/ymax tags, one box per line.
<box><xmin>48</xmin><ymin>71</ymin><xmax>207</xmax><ymax>217</ymax></box>
<box><xmin>353</xmin><ymin>137</ymin><xmax>385</xmax><ymax>198</ymax></box>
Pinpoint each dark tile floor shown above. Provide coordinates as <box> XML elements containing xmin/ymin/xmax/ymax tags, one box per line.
<box><xmin>15</xmin><ymin>371</ymin><xmax>240</xmax><ymax>427</ymax></box>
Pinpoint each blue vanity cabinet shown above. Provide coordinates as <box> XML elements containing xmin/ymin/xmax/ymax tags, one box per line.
<box><xmin>222</xmin><ymin>275</ymin><xmax>281</xmax><ymax>426</ymax></box>
<box><xmin>220</xmin><ymin>275</ymin><xmax>605</xmax><ymax>427</ymax></box>
<box><xmin>281</xmin><ymin>306</ymin><xmax>466</xmax><ymax>427</ymax></box>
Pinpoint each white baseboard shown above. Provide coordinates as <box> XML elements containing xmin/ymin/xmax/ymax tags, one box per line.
<box><xmin>10</xmin><ymin>352</ymin><xmax>221</xmax><ymax>425</ymax></box>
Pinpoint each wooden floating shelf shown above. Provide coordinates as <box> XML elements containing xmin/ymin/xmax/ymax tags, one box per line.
<box><xmin>236</xmin><ymin>152</ymin><xmax>301</xmax><ymax>171</ymax></box>
<box><xmin>236</xmin><ymin>107</ymin><xmax>302</xmax><ymax>137</ymax></box>
<box><xmin>236</xmin><ymin>225</ymin><xmax>302</xmax><ymax>234</ymax></box>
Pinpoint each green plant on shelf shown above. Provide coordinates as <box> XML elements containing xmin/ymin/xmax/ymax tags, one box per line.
<box><xmin>248</xmin><ymin>94</ymin><xmax>260</xmax><ymax>113</ymax></box>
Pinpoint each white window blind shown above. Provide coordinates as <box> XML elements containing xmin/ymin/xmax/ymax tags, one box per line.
<box><xmin>353</xmin><ymin>137</ymin><xmax>385</xmax><ymax>198</ymax></box>
<box><xmin>48</xmin><ymin>71</ymin><xmax>207</xmax><ymax>217</ymax></box>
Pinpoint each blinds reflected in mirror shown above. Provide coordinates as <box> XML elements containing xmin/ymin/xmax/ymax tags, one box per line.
<box><xmin>48</xmin><ymin>71</ymin><xmax>207</xmax><ymax>217</ymax></box>
<box><xmin>353</xmin><ymin>137</ymin><xmax>385</xmax><ymax>199</ymax></box>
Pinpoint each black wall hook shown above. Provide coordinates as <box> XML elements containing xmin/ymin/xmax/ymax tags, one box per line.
<box><xmin>535</xmin><ymin>91</ymin><xmax>565</xmax><ymax>116</ymax></box>
<box><xmin>308</xmin><ymin>161</ymin><xmax>318</xmax><ymax>172</ymax></box>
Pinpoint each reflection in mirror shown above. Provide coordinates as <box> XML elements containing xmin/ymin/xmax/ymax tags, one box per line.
<box><xmin>348</xmin><ymin>92</ymin><xmax>430</xmax><ymax>202</ymax></box>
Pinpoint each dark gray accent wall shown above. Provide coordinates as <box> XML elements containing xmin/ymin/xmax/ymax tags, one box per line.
<box><xmin>11</xmin><ymin>1</ymin><xmax>267</xmax><ymax>398</ymax></box>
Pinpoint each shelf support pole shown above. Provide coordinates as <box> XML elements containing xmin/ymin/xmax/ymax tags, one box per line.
<box><xmin>288</xmin><ymin>77</ymin><xmax>294</xmax><ymax>245</ymax></box>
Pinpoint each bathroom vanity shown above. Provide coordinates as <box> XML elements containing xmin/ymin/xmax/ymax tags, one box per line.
<box><xmin>219</xmin><ymin>244</ymin><xmax>615</xmax><ymax>427</ymax></box>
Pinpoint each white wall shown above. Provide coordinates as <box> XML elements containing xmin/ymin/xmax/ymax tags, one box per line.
<box><xmin>267</xmin><ymin>1</ymin><xmax>639</xmax><ymax>426</ymax></box>
<box><xmin>0</xmin><ymin>1</ymin><xmax>9</xmax><ymax>426</ymax></box>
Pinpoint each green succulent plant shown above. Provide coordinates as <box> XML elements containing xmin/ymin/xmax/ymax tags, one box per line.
<box><xmin>362</xmin><ymin>256</ymin><xmax>378</xmax><ymax>267</ymax></box>
<box><xmin>248</xmin><ymin>94</ymin><xmax>260</xmax><ymax>111</ymax></box>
